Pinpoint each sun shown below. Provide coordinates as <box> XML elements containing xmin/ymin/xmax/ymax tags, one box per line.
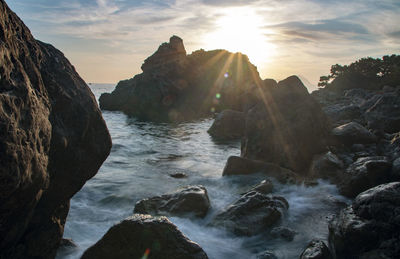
<box><xmin>203</xmin><ymin>7</ymin><xmax>275</xmax><ymax>65</ymax></box>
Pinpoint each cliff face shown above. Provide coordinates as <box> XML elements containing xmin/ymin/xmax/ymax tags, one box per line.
<box><xmin>0</xmin><ymin>1</ymin><xmax>111</xmax><ymax>258</ymax></box>
<box><xmin>100</xmin><ymin>36</ymin><xmax>262</xmax><ymax>122</ymax></box>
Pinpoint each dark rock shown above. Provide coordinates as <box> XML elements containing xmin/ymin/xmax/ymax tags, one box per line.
<box><xmin>211</xmin><ymin>191</ymin><xmax>288</xmax><ymax>236</ymax></box>
<box><xmin>256</xmin><ymin>250</ymin><xmax>278</xmax><ymax>259</ymax></box>
<box><xmin>309</xmin><ymin>151</ymin><xmax>344</xmax><ymax>182</ymax></box>
<box><xmin>329</xmin><ymin>182</ymin><xmax>400</xmax><ymax>259</ymax></box>
<box><xmin>332</xmin><ymin>121</ymin><xmax>377</xmax><ymax>145</ymax></box>
<box><xmin>134</xmin><ymin>185</ymin><xmax>210</xmax><ymax>218</ymax></box>
<box><xmin>169</xmin><ymin>172</ymin><xmax>187</xmax><ymax>178</ymax></box>
<box><xmin>222</xmin><ymin>156</ymin><xmax>298</xmax><ymax>184</ymax></box>
<box><xmin>57</xmin><ymin>238</ymin><xmax>78</xmax><ymax>257</ymax></box>
<box><xmin>207</xmin><ymin>109</ymin><xmax>245</xmax><ymax>140</ymax></box>
<box><xmin>300</xmin><ymin>239</ymin><xmax>332</xmax><ymax>259</ymax></box>
<box><xmin>270</xmin><ymin>226</ymin><xmax>297</xmax><ymax>241</ymax></box>
<box><xmin>339</xmin><ymin>156</ymin><xmax>392</xmax><ymax>197</ymax></box>
<box><xmin>247</xmin><ymin>179</ymin><xmax>274</xmax><ymax>194</ymax></box>
<box><xmin>100</xmin><ymin>37</ymin><xmax>262</xmax><ymax>122</ymax></box>
<box><xmin>241</xmin><ymin>76</ymin><xmax>329</xmax><ymax>173</ymax></box>
<box><xmin>393</xmin><ymin>158</ymin><xmax>400</xmax><ymax>179</ymax></box>
<box><xmin>81</xmin><ymin>214</ymin><xmax>208</xmax><ymax>259</ymax></box>
<box><xmin>323</xmin><ymin>104</ymin><xmax>362</xmax><ymax>126</ymax></box>
<box><xmin>365</xmin><ymin>91</ymin><xmax>400</xmax><ymax>133</ymax></box>
<box><xmin>0</xmin><ymin>1</ymin><xmax>111</xmax><ymax>258</ymax></box>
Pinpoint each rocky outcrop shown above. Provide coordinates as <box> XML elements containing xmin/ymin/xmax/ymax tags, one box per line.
<box><xmin>134</xmin><ymin>185</ymin><xmax>210</xmax><ymax>218</ymax></box>
<box><xmin>241</xmin><ymin>76</ymin><xmax>329</xmax><ymax>173</ymax></box>
<box><xmin>300</xmin><ymin>240</ymin><xmax>332</xmax><ymax>259</ymax></box>
<box><xmin>329</xmin><ymin>182</ymin><xmax>400</xmax><ymax>258</ymax></box>
<box><xmin>222</xmin><ymin>156</ymin><xmax>298</xmax><ymax>183</ymax></box>
<box><xmin>211</xmin><ymin>191</ymin><xmax>288</xmax><ymax>236</ymax></box>
<box><xmin>81</xmin><ymin>214</ymin><xmax>208</xmax><ymax>259</ymax></box>
<box><xmin>207</xmin><ymin>109</ymin><xmax>245</xmax><ymax>140</ymax></box>
<box><xmin>332</xmin><ymin>121</ymin><xmax>377</xmax><ymax>145</ymax></box>
<box><xmin>100</xmin><ymin>36</ymin><xmax>261</xmax><ymax>122</ymax></box>
<box><xmin>0</xmin><ymin>1</ymin><xmax>111</xmax><ymax>258</ymax></box>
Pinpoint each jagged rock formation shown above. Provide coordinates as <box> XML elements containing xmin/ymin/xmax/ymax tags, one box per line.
<box><xmin>0</xmin><ymin>1</ymin><xmax>111</xmax><ymax>258</ymax></box>
<box><xmin>100</xmin><ymin>36</ymin><xmax>262</xmax><ymax>121</ymax></box>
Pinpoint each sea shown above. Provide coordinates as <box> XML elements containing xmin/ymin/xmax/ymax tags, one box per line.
<box><xmin>57</xmin><ymin>83</ymin><xmax>348</xmax><ymax>259</ymax></box>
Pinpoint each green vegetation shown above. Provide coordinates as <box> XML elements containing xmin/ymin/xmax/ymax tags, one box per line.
<box><xmin>319</xmin><ymin>55</ymin><xmax>400</xmax><ymax>91</ymax></box>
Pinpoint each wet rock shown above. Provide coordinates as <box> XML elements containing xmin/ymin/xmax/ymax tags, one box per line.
<box><xmin>300</xmin><ymin>239</ymin><xmax>332</xmax><ymax>259</ymax></box>
<box><xmin>211</xmin><ymin>191</ymin><xmax>288</xmax><ymax>236</ymax></box>
<box><xmin>241</xmin><ymin>76</ymin><xmax>329</xmax><ymax>173</ymax></box>
<box><xmin>332</xmin><ymin>122</ymin><xmax>377</xmax><ymax>145</ymax></box>
<box><xmin>169</xmin><ymin>172</ymin><xmax>187</xmax><ymax>178</ymax></box>
<box><xmin>57</xmin><ymin>238</ymin><xmax>78</xmax><ymax>256</ymax></box>
<box><xmin>339</xmin><ymin>156</ymin><xmax>392</xmax><ymax>197</ymax></box>
<box><xmin>270</xmin><ymin>226</ymin><xmax>297</xmax><ymax>241</ymax></box>
<box><xmin>134</xmin><ymin>185</ymin><xmax>210</xmax><ymax>218</ymax></box>
<box><xmin>207</xmin><ymin>109</ymin><xmax>245</xmax><ymax>140</ymax></box>
<box><xmin>309</xmin><ymin>151</ymin><xmax>344</xmax><ymax>182</ymax></box>
<box><xmin>256</xmin><ymin>250</ymin><xmax>278</xmax><ymax>259</ymax></box>
<box><xmin>81</xmin><ymin>214</ymin><xmax>208</xmax><ymax>259</ymax></box>
<box><xmin>247</xmin><ymin>179</ymin><xmax>274</xmax><ymax>194</ymax></box>
<box><xmin>329</xmin><ymin>182</ymin><xmax>400</xmax><ymax>259</ymax></box>
<box><xmin>222</xmin><ymin>156</ymin><xmax>298</xmax><ymax>184</ymax></box>
<box><xmin>0</xmin><ymin>1</ymin><xmax>111</xmax><ymax>258</ymax></box>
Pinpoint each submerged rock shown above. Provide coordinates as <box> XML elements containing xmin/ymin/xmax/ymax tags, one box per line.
<box><xmin>329</xmin><ymin>182</ymin><xmax>400</xmax><ymax>258</ymax></box>
<box><xmin>241</xmin><ymin>76</ymin><xmax>329</xmax><ymax>173</ymax></box>
<box><xmin>211</xmin><ymin>191</ymin><xmax>288</xmax><ymax>236</ymax></box>
<box><xmin>222</xmin><ymin>156</ymin><xmax>298</xmax><ymax>184</ymax></box>
<box><xmin>256</xmin><ymin>251</ymin><xmax>278</xmax><ymax>259</ymax></box>
<box><xmin>0</xmin><ymin>1</ymin><xmax>111</xmax><ymax>258</ymax></box>
<box><xmin>169</xmin><ymin>172</ymin><xmax>188</xmax><ymax>178</ymax></box>
<box><xmin>81</xmin><ymin>214</ymin><xmax>208</xmax><ymax>259</ymax></box>
<box><xmin>134</xmin><ymin>185</ymin><xmax>210</xmax><ymax>218</ymax></box>
<box><xmin>300</xmin><ymin>240</ymin><xmax>332</xmax><ymax>259</ymax></box>
<box><xmin>207</xmin><ymin>109</ymin><xmax>245</xmax><ymax>140</ymax></box>
<box><xmin>332</xmin><ymin>121</ymin><xmax>377</xmax><ymax>145</ymax></box>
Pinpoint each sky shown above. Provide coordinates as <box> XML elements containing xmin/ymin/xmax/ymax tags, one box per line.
<box><xmin>6</xmin><ymin>0</ymin><xmax>400</xmax><ymax>91</ymax></box>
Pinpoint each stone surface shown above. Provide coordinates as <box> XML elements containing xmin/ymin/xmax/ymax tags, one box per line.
<box><xmin>0</xmin><ymin>1</ymin><xmax>111</xmax><ymax>258</ymax></box>
<box><xmin>247</xmin><ymin>179</ymin><xmax>274</xmax><ymax>194</ymax></box>
<box><xmin>222</xmin><ymin>156</ymin><xmax>298</xmax><ymax>183</ymax></box>
<box><xmin>365</xmin><ymin>91</ymin><xmax>400</xmax><ymax>133</ymax></box>
<box><xmin>329</xmin><ymin>182</ymin><xmax>400</xmax><ymax>259</ymax></box>
<box><xmin>211</xmin><ymin>191</ymin><xmax>288</xmax><ymax>236</ymax></box>
<box><xmin>270</xmin><ymin>226</ymin><xmax>297</xmax><ymax>241</ymax></box>
<box><xmin>339</xmin><ymin>156</ymin><xmax>392</xmax><ymax>197</ymax></box>
<box><xmin>309</xmin><ymin>151</ymin><xmax>344</xmax><ymax>182</ymax></box>
<box><xmin>169</xmin><ymin>172</ymin><xmax>187</xmax><ymax>178</ymax></box>
<box><xmin>300</xmin><ymin>240</ymin><xmax>332</xmax><ymax>259</ymax></box>
<box><xmin>207</xmin><ymin>109</ymin><xmax>245</xmax><ymax>140</ymax></box>
<box><xmin>134</xmin><ymin>185</ymin><xmax>210</xmax><ymax>218</ymax></box>
<box><xmin>332</xmin><ymin>121</ymin><xmax>377</xmax><ymax>145</ymax></box>
<box><xmin>241</xmin><ymin>76</ymin><xmax>329</xmax><ymax>173</ymax></box>
<box><xmin>81</xmin><ymin>214</ymin><xmax>208</xmax><ymax>259</ymax></box>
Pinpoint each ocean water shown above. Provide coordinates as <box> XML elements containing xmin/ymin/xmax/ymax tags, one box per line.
<box><xmin>57</xmin><ymin>83</ymin><xmax>348</xmax><ymax>259</ymax></box>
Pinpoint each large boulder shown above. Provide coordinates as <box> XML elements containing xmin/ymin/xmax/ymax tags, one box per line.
<box><xmin>222</xmin><ymin>156</ymin><xmax>298</xmax><ymax>184</ymax></box>
<box><xmin>211</xmin><ymin>191</ymin><xmax>288</xmax><ymax>236</ymax></box>
<box><xmin>81</xmin><ymin>214</ymin><xmax>208</xmax><ymax>259</ymax></box>
<box><xmin>329</xmin><ymin>182</ymin><xmax>400</xmax><ymax>258</ymax></box>
<box><xmin>0</xmin><ymin>1</ymin><xmax>111</xmax><ymax>258</ymax></box>
<box><xmin>100</xmin><ymin>37</ymin><xmax>262</xmax><ymax>121</ymax></box>
<box><xmin>134</xmin><ymin>185</ymin><xmax>210</xmax><ymax>218</ymax></box>
<box><xmin>207</xmin><ymin>109</ymin><xmax>245</xmax><ymax>140</ymax></box>
<box><xmin>339</xmin><ymin>156</ymin><xmax>392</xmax><ymax>197</ymax></box>
<box><xmin>332</xmin><ymin>121</ymin><xmax>377</xmax><ymax>145</ymax></box>
<box><xmin>241</xmin><ymin>76</ymin><xmax>329</xmax><ymax>173</ymax></box>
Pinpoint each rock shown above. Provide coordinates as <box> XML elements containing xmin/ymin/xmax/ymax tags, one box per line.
<box><xmin>323</xmin><ymin>104</ymin><xmax>362</xmax><ymax>126</ymax></box>
<box><xmin>339</xmin><ymin>156</ymin><xmax>392</xmax><ymax>197</ymax></box>
<box><xmin>247</xmin><ymin>179</ymin><xmax>274</xmax><ymax>194</ymax></box>
<box><xmin>222</xmin><ymin>156</ymin><xmax>298</xmax><ymax>184</ymax></box>
<box><xmin>241</xmin><ymin>76</ymin><xmax>329</xmax><ymax>173</ymax></box>
<box><xmin>365</xmin><ymin>91</ymin><xmax>400</xmax><ymax>133</ymax></box>
<box><xmin>211</xmin><ymin>191</ymin><xmax>288</xmax><ymax>236</ymax></box>
<box><xmin>134</xmin><ymin>185</ymin><xmax>210</xmax><ymax>218</ymax></box>
<box><xmin>329</xmin><ymin>182</ymin><xmax>400</xmax><ymax>259</ymax></box>
<box><xmin>0</xmin><ymin>1</ymin><xmax>111</xmax><ymax>258</ymax></box>
<box><xmin>169</xmin><ymin>172</ymin><xmax>187</xmax><ymax>178</ymax></box>
<box><xmin>309</xmin><ymin>151</ymin><xmax>343</xmax><ymax>182</ymax></box>
<box><xmin>207</xmin><ymin>109</ymin><xmax>245</xmax><ymax>140</ymax></box>
<box><xmin>332</xmin><ymin>122</ymin><xmax>377</xmax><ymax>145</ymax></box>
<box><xmin>393</xmin><ymin>158</ymin><xmax>400</xmax><ymax>179</ymax></box>
<box><xmin>81</xmin><ymin>214</ymin><xmax>208</xmax><ymax>259</ymax></box>
<box><xmin>100</xmin><ymin>38</ymin><xmax>261</xmax><ymax>122</ymax></box>
<box><xmin>256</xmin><ymin>250</ymin><xmax>278</xmax><ymax>259</ymax></box>
<box><xmin>57</xmin><ymin>238</ymin><xmax>78</xmax><ymax>257</ymax></box>
<box><xmin>300</xmin><ymin>240</ymin><xmax>332</xmax><ymax>259</ymax></box>
<box><xmin>270</xmin><ymin>226</ymin><xmax>297</xmax><ymax>241</ymax></box>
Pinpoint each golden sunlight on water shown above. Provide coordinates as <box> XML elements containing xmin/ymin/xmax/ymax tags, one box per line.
<box><xmin>202</xmin><ymin>7</ymin><xmax>276</xmax><ymax>67</ymax></box>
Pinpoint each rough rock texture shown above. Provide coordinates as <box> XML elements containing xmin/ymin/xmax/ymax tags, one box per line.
<box><xmin>81</xmin><ymin>214</ymin><xmax>208</xmax><ymax>259</ymax></box>
<box><xmin>309</xmin><ymin>151</ymin><xmax>344</xmax><ymax>182</ymax></box>
<box><xmin>300</xmin><ymin>240</ymin><xmax>332</xmax><ymax>259</ymax></box>
<box><xmin>222</xmin><ymin>156</ymin><xmax>298</xmax><ymax>183</ymax></box>
<box><xmin>241</xmin><ymin>76</ymin><xmax>329</xmax><ymax>173</ymax></box>
<box><xmin>332</xmin><ymin>121</ymin><xmax>377</xmax><ymax>145</ymax></box>
<box><xmin>329</xmin><ymin>182</ymin><xmax>400</xmax><ymax>259</ymax></box>
<box><xmin>339</xmin><ymin>156</ymin><xmax>393</xmax><ymax>197</ymax></box>
<box><xmin>133</xmin><ymin>185</ymin><xmax>210</xmax><ymax>218</ymax></box>
<box><xmin>207</xmin><ymin>109</ymin><xmax>245</xmax><ymax>140</ymax></box>
<box><xmin>211</xmin><ymin>191</ymin><xmax>288</xmax><ymax>236</ymax></box>
<box><xmin>0</xmin><ymin>1</ymin><xmax>111</xmax><ymax>258</ymax></box>
<box><xmin>100</xmin><ymin>36</ymin><xmax>262</xmax><ymax>122</ymax></box>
